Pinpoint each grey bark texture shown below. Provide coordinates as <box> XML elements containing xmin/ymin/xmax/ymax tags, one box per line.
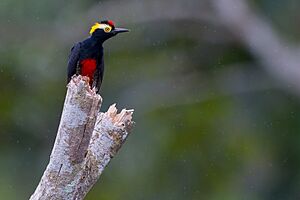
<box><xmin>30</xmin><ymin>76</ymin><xmax>134</xmax><ymax>200</ymax></box>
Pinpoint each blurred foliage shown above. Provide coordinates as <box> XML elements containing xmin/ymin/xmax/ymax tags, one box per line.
<box><xmin>1</xmin><ymin>0</ymin><xmax>300</xmax><ymax>199</ymax></box>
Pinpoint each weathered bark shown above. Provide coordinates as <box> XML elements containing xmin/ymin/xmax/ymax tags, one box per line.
<box><xmin>73</xmin><ymin>105</ymin><xmax>134</xmax><ymax>199</ymax></box>
<box><xmin>30</xmin><ymin>76</ymin><xmax>134</xmax><ymax>200</ymax></box>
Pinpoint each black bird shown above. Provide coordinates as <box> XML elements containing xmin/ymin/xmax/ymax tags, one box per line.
<box><xmin>67</xmin><ymin>20</ymin><xmax>129</xmax><ymax>93</ymax></box>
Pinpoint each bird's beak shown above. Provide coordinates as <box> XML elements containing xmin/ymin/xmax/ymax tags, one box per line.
<box><xmin>113</xmin><ymin>28</ymin><xmax>129</xmax><ymax>34</ymax></box>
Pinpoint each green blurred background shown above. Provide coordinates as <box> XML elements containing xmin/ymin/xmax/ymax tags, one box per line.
<box><xmin>1</xmin><ymin>0</ymin><xmax>300</xmax><ymax>199</ymax></box>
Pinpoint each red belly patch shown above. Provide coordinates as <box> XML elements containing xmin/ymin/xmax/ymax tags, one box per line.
<box><xmin>81</xmin><ymin>59</ymin><xmax>97</xmax><ymax>85</ymax></box>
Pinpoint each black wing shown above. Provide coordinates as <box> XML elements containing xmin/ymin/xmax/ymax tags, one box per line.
<box><xmin>94</xmin><ymin>57</ymin><xmax>104</xmax><ymax>93</ymax></box>
<box><xmin>67</xmin><ymin>42</ymin><xmax>81</xmax><ymax>83</ymax></box>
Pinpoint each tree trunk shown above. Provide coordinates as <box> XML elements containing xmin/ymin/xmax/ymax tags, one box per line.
<box><xmin>30</xmin><ymin>76</ymin><xmax>134</xmax><ymax>200</ymax></box>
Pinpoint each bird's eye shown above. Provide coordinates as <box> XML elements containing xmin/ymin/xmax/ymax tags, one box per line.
<box><xmin>104</xmin><ymin>26</ymin><xmax>112</xmax><ymax>33</ymax></box>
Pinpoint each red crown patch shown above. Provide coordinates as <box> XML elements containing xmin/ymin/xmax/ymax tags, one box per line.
<box><xmin>107</xmin><ymin>20</ymin><xmax>115</xmax><ymax>27</ymax></box>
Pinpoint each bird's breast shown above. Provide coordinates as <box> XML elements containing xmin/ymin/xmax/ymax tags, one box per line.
<box><xmin>80</xmin><ymin>58</ymin><xmax>97</xmax><ymax>84</ymax></box>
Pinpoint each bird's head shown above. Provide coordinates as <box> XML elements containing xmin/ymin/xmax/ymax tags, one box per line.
<box><xmin>89</xmin><ymin>20</ymin><xmax>129</xmax><ymax>42</ymax></box>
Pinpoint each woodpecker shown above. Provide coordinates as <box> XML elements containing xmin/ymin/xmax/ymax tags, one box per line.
<box><xmin>67</xmin><ymin>20</ymin><xmax>129</xmax><ymax>93</ymax></box>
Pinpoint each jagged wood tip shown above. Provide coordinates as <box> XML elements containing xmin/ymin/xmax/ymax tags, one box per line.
<box><xmin>107</xmin><ymin>103</ymin><xmax>134</xmax><ymax>127</ymax></box>
<box><xmin>68</xmin><ymin>75</ymin><xmax>100</xmax><ymax>97</ymax></box>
